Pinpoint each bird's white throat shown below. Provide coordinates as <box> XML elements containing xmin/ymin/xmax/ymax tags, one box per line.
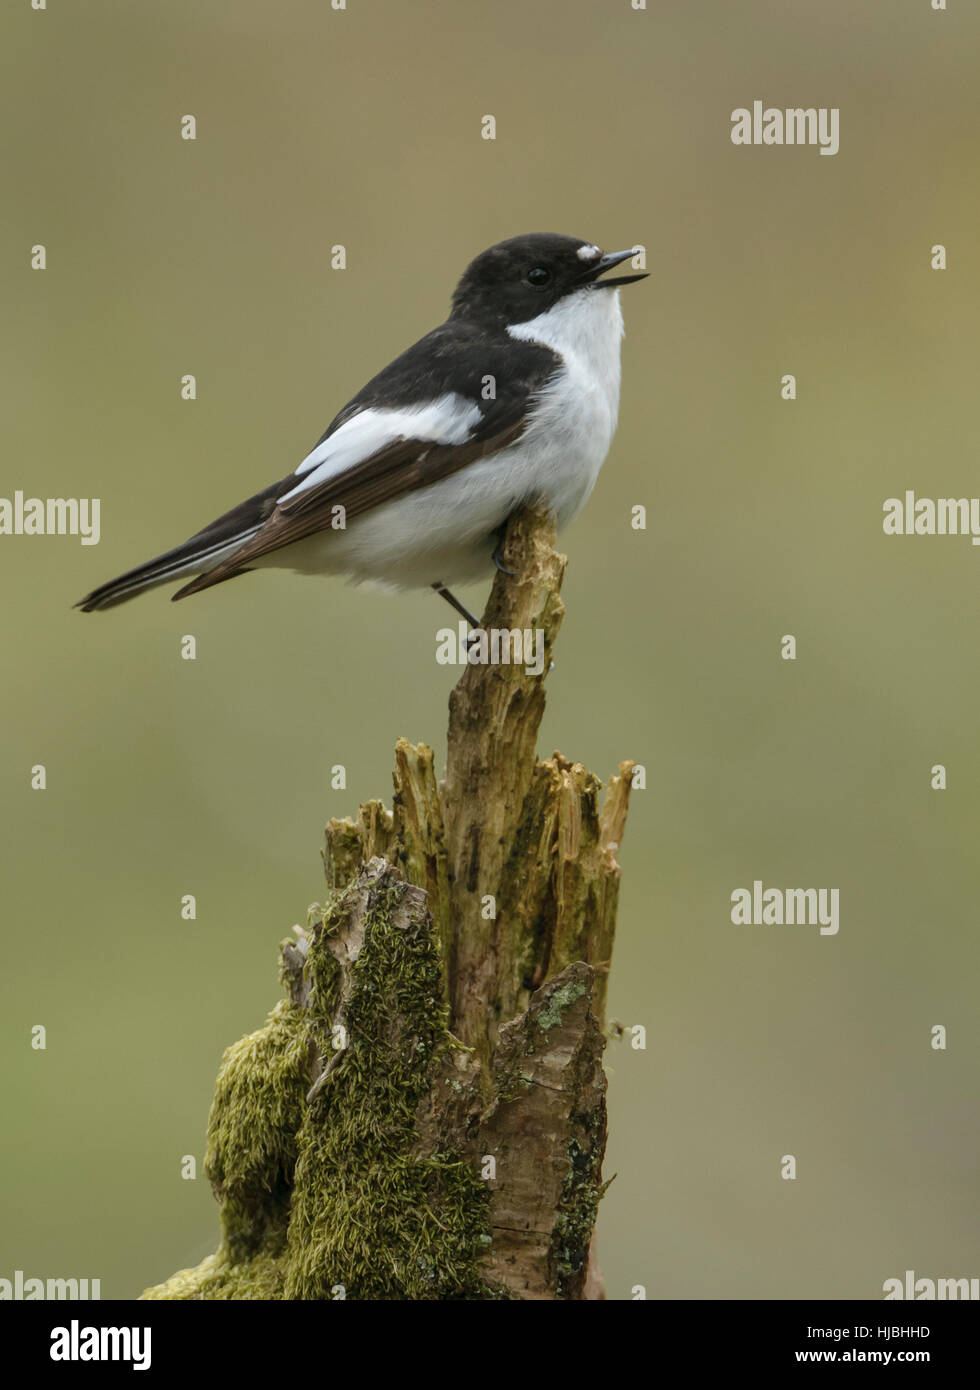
<box><xmin>506</xmin><ymin>285</ymin><xmax>625</xmax><ymax>390</ymax></box>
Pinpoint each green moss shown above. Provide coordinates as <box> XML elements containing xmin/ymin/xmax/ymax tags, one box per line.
<box><xmin>141</xmin><ymin>995</ymin><xmax>312</xmax><ymax>1300</ymax></box>
<box><xmin>143</xmin><ymin>868</ymin><xmax>499</xmax><ymax>1300</ymax></box>
<box><xmin>284</xmin><ymin>873</ymin><xmax>494</xmax><ymax>1299</ymax></box>
<box><xmin>142</xmin><ymin>1251</ymin><xmax>285</xmax><ymax>1301</ymax></box>
<box><xmin>204</xmin><ymin>997</ymin><xmax>313</xmax><ymax>1262</ymax></box>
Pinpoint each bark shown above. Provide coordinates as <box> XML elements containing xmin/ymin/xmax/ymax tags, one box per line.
<box><xmin>143</xmin><ymin>504</ymin><xmax>633</xmax><ymax>1301</ymax></box>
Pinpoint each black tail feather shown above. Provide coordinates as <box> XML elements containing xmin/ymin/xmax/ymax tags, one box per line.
<box><xmin>75</xmin><ymin>532</ymin><xmax>256</xmax><ymax>611</ymax></box>
<box><xmin>75</xmin><ymin>475</ymin><xmax>293</xmax><ymax>612</ymax></box>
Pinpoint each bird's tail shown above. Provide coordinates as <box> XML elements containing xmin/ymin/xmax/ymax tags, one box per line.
<box><xmin>75</xmin><ymin>531</ymin><xmax>257</xmax><ymax>612</ymax></box>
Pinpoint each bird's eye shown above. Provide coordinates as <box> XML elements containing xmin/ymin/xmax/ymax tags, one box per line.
<box><xmin>527</xmin><ymin>266</ymin><xmax>551</xmax><ymax>286</ymax></box>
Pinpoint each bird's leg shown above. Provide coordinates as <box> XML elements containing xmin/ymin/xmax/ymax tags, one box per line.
<box><xmin>492</xmin><ymin>528</ymin><xmax>517</xmax><ymax>576</ymax></box>
<box><xmin>431</xmin><ymin>582</ymin><xmax>481</xmax><ymax>632</ymax></box>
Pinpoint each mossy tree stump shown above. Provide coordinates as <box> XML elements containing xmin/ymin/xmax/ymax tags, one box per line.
<box><xmin>144</xmin><ymin>505</ymin><xmax>634</xmax><ymax>1301</ymax></box>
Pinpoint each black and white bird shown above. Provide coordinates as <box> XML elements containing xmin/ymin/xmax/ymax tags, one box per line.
<box><xmin>77</xmin><ymin>233</ymin><xmax>646</xmax><ymax>622</ymax></box>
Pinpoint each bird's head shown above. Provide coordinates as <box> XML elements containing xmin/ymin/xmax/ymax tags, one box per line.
<box><xmin>450</xmin><ymin>233</ymin><xmax>647</xmax><ymax>326</ymax></box>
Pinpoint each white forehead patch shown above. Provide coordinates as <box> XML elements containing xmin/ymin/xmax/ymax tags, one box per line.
<box><xmin>576</xmin><ymin>243</ymin><xmax>601</xmax><ymax>262</ymax></box>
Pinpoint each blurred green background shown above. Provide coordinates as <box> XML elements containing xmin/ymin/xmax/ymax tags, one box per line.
<box><xmin>2</xmin><ymin>0</ymin><xmax>977</xmax><ymax>1300</ymax></box>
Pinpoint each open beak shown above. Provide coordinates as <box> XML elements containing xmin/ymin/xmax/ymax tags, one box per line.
<box><xmin>582</xmin><ymin>248</ymin><xmax>648</xmax><ymax>288</ymax></box>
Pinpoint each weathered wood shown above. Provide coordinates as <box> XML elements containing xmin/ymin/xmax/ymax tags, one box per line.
<box><xmin>441</xmin><ymin>508</ymin><xmax>567</xmax><ymax>1053</ymax></box>
<box><xmin>145</xmin><ymin>503</ymin><xmax>634</xmax><ymax>1301</ymax></box>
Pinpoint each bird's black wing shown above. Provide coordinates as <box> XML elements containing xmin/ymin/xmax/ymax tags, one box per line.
<box><xmin>170</xmin><ymin>321</ymin><xmax>558</xmax><ymax>599</ymax></box>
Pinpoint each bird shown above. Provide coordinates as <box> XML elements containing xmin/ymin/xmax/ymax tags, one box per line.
<box><xmin>76</xmin><ymin>233</ymin><xmax>646</xmax><ymax>624</ymax></box>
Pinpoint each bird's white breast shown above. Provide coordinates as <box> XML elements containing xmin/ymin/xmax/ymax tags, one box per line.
<box><xmin>503</xmin><ymin>285</ymin><xmax>624</xmax><ymax>525</ymax></box>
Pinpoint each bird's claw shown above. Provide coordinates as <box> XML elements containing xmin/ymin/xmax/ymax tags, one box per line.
<box><xmin>492</xmin><ymin>543</ymin><xmax>517</xmax><ymax>577</ymax></box>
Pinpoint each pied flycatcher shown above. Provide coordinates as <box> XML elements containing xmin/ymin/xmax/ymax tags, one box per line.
<box><xmin>77</xmin><ymin>233</ymin><xmax>646</xmax><ymax>623</ymax></box>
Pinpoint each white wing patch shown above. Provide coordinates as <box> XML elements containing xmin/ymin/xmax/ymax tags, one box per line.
<box><xmin>279</xmin><ymin>394</ymin><xmax>483</xmax><ymax>505</ymax></box>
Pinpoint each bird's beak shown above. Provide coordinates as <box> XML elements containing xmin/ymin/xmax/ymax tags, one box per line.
<box><xmin>582</xmin><ymin>248</ymin><xmax>648</xmax><ymax>288</ymax></box>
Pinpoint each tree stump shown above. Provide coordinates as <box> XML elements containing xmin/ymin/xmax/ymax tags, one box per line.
<box><xmin>143</xmin><ymin>505</ymin><xmax>634</xmax><ymax>1301</ymax></box>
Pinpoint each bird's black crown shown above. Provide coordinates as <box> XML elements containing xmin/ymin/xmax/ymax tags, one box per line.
<box><xmin>449</xmin><ymin>233</ymin><xmax>643</xmax><ymax>326</ymax></box>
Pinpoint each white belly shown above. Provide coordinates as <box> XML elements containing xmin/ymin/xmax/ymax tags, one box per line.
<box><xmin>259</xmin><ymin>287</ymin><xmax>625</xmax><ymax>590</ymax></box>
